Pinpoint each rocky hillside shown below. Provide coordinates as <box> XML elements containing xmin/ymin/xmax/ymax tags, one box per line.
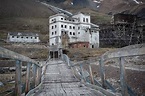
<box><xmin>42</xmin><ymin>0</ymin><xmax>145</xmax><ymax>17</ymax></box>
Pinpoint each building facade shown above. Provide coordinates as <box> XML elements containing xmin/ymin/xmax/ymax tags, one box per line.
<box><xmin>49</xmin><ymin>13</ymin><xmax>99</xmax><ymax>48</ymax></box>
<box><xmin>7</xmin><ymin>32</ymin><xmax>40</xmax><ymax>43</ymax></box>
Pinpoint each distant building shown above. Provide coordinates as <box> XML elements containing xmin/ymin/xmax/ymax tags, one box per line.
<box><xmin>49</xmin><ymin>13</ymin><xmax>99</xmax><ymax>48</ymax></box>
<box><xmin>7</xmin><ymin>32</ymin><xmax>40</xmax><ymax>43</ymax></box>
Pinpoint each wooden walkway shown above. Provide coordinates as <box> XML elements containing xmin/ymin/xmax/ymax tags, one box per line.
<box><xmin>33</xmin><ymin>60</ymin><xmax>104</xmax><ymax>96</ymax></box>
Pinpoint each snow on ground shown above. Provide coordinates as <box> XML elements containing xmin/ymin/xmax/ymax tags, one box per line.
<box><xmin>133</xmin><ymin>0</ymin><xmax>140</xmax><ymax>4</ymax></box>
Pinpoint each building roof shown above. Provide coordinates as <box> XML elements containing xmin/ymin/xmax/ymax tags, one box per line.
<box><xmin>8</xmin><ymin>32</ymin><xmax>39</xmax><ymax>37</ymax></box>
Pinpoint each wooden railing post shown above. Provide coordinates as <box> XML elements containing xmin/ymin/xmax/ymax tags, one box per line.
<box><xmin>15</xmin><ymin>60</ymin><xmax>22</xmax><ymax>96</ymax></box>
<box><xmin>25</xmin><ymin>62</ymin><xmax>31</xmax><ymax>94</ymax></box>
<box><xmin>99</xmin><ymin>57</ymin><xmax>106</xmax><ymax>88</ymax></box>
<box><xmin>80</xmin><ymin>64</ymin><xmax>86</xmax><ymax>82</ymax></box>
<box><xmin>89</xmin><ymin>64</ymin><xmax>94</xmax><ymax>84</ymax></box>
<box><xmin>33</xmin><ymin>64</ymin><xmax>37</xmax><ymax>87</ymax></box>
<box><xmin>36</xmin><ymin>67</ymin><xmax>41</xmax><ymax>86</ymax></box>
<box><xmin>119</xmin><ymin>57</ymin><xmax>128</xmax><ymax>96</ymax></box>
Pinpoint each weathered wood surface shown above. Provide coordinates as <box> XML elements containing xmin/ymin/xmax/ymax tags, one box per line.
<box><xmin>33</xmin><ymin>60</ymin><xmax>104</xmax><ymax>96</ymax></box>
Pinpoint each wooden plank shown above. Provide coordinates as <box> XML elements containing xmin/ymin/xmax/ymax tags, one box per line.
<box><xmin>99</xmin><ymin>57</ymin><xmax>106</xmax><ymax>88</ymax></box>
<box><xmin>25</xmin><ymin>62</ymin><xmax>31</xmax><ymax>94</ymax></box>
<box><xmin>0</xmin><ymin>47</ymin><xmax>40</xmax><ymax>66</ymax></box>
<box><xmin>119</xmin><ymin>57</ymin><xmax>128</xmax><ymax>96</ymax></box>
<box><xmin>103</xmin><ymin>47</ymin><xmax>145</xmax><ymax>60</ymax></box>
<box><xmin>32</xmin><ymin>64</ymin><xmax>37</xmax><ymax>87</ymax></box>
<box><xmin>89</xmin><ymin>64</ymin><xmax>94</xmax><ymax>84</ymax></box>
<box><xmin>15</xmin><ymin>60</ymin><xmax>22</xmax><ymax>96</ymax></box>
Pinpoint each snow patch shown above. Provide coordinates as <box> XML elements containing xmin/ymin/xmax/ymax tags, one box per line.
<box><xmin>96</xmin><ymin>5</ymin><xmax>100</xmax><ymax>8</ymax></box>
<box><xmin>71</xmin><ymin>2</ymin><xmax>73</xmax><ymax>5</ymax></box>
<box><xmin>133</xmin><ymin>0</ymin><xmax>140</xmax><ymax>4</ymax></box>
<box><xmin>93</xmin><ymin>0</ymin><xmax>101</xmax><ymax>3</ymax></box>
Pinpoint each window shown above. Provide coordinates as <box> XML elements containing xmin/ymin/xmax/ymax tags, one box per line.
<box><xmin>52</xmin><ymin>26</ymin><xmax>54</xmax><ymax>29</ymax></box>
<box><xmin>72</xmin><ymin>20</ymin><xmax>75</xmax><ymax>22</ymax></box>
<box><xmin>73</xmin><ymin>26</ymin><xmax>75</xmax><ymax>29</ymax></box>
<box><xmin>17</xmin><ymin>36</ymin><xmax>19</xmax><ymax>38</ymax></box>
<box><xmin>26</xmin><ymin>37</ymin><xmax>28</xmax><ymax>39</ymax></box>
<box><xmin>65</xmin><ymin>32</ymin><xmax>67</xmax><ymax>34</ymax></box>
<box><xmin>35</xmin><ymin>37</ymin><xmax>37</xmax><ymax>39</ymax></box>
<box><xmin>78</xmin><ymin>27</ymin><xmax>80</xmax><ymax>30</ymax></box>
<box><xmin>12</xmin><ymin>36</ymin><xmax>14</xmax><ymax>38</ymax></box>
<box><xmin>69</xmin><ymin>26</ymin><xmax>72</xmax><ymax>29</ymax></box>
<box><xmin>78</xmin><ymin>32</ymin><xmax>80</xmax><ymax>34</ymax></box>
<box><xmin>65</xmin><ymin>25</ymin><xmax>67</xmax><ymax>28</ymax></box>
<box><xmin>73</xmin><ymin>32</ymin><xmax>75</xmax><ymax>35</ymax></box>
<box><xmin>31</xmin><ymin>37</ymin><xmax>33</xmax><ymax>39</ymax></box>
<box><xmin>86</xmin><ymin>18</ymin><xmax>88</xmax><ymax>22</ymax></box>
<box><xmin>70</xmin><ymin>32</ymin><xmax>72</xmax><ymax>35</ymax></box>
<box><xmin>61</xmin><ymin>25</ymin><xmax>63</xmax><ymax>28</ymax></box>
<box><xmin>84</xmin><ymin>45</ymin><xmax>86</xmax><ymax>47</ymax></box>
<box><xmin>52</xmin><ymin>32</ymin><xmax>54</xmax><ymax>35</ymax></box>
<box><xmin>52</xmin><ymin>43</ymin><xmax>54</xmax><ymax>45</ymax></box>
<box><xmin>61</xmin><ymin>31</ymin><xmax>63</xmax><ymax>34</ymax></box>
<box><xmin>55</xmin><ymin>31</ymin><xmax>57</xmax><ymax>34</ymax></box>
<box><xmin>83</xmin><ymin>18</ymin><xmax>85</xmax><ymax>22</ymax></box>
<box><xmin>21</xmin><ymin>36</ymin><xmax>23</xmax><ymax>38</ymax></box>
<box><xmin>61</xmin><ymin>18</ymin><xmax>63</xmax><ymax>20</ymax></box>
<box><xmin>55</xmin><ymin>25</ymin><xmax>57</xmax><ymax>28</ymax></box>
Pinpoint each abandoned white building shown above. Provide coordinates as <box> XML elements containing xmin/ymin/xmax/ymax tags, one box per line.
<box><xmin>49</xmin><ymin>12</ymin><xmax>99</xmax><ymax>48</ymax></box>
<box><xmin>7</xmin><ymin>32</ymin><xmax>40</xmax><ymax>43</ymax></box>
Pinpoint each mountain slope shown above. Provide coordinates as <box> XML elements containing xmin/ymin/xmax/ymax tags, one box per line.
<box><xmin>0</xmin><ymin>0</ymin><xmax>54</xmax><ymax>18</ymax></box>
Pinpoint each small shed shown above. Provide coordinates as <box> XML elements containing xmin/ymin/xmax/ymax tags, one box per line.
<box><xmin>7</xmin><ymin>32</ymin><xmax>40</xmax><ymax>43</ymax></box>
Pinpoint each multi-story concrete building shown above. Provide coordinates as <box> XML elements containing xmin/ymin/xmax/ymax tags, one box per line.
<box><xmin>49</xmin><ymin>12</ymin><xmax>99</xmax><ymax>48</ymax></box>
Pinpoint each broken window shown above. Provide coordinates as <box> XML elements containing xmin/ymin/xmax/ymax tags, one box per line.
<box><xmin>65</xmin><ymin>25</ymin><xmax>67</xmax><ymax>28</ymax></box>
<box><xmin>70</xmin><ymin>26</ymin><xmax>72</xmax><ymax>29</ymax></box>
<box><xmin>73</xmin><ymin>26</ymin><xmax>75</xmax><ymax>29</ymax></box>
<box><xmin>73</xmin><ymin>32</ymin><xmax>75</xmax><ymax>35</ymax></box>
<box><xmin>61</xmin><ymin>25</ymin><xmax>63</xmax><ymax>28</ymax></box>
<box><xmin>86</xmin><ymin>18</ymin><xmax>88</xmax><ymax>22</ymax></box>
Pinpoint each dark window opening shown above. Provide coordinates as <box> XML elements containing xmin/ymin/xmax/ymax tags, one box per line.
<box><xmin>78</xmin><ymin>27</ymin><xmax>80</xmax><ymax>30</ymax></box>
<box><xmin>86</xmin><ymin>18</ymin><xmax>88</xmax><ymax>22</ymax></box>
<box><xmin>73</xmin><ymin>32</ymin><xmax>75</xmax><ymax>35</ymax></box>
<box><xmin>65</xmin><ymin>25</ymin><xmax>67</xmax><ymax>28</ymax></box>
<box><xmin>70</xmin><ymin>26</ymin><xmax>72</xmax><ymax>29</ymax></box>
<box><xmin>73</xmin><ymin>26</ymin><xmax>75</xmax><ymax>29</ymax></box>
<box><xmin>70</xmin><ymin>32</ymin><xmax>72</xmax><ymax>35</ymax></box>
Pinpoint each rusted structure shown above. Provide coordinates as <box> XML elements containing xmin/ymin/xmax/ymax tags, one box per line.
<box><xmin>99</xmin><ymin>13</ymin><xmax>145</xmax><ymax>47</ymax></box>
